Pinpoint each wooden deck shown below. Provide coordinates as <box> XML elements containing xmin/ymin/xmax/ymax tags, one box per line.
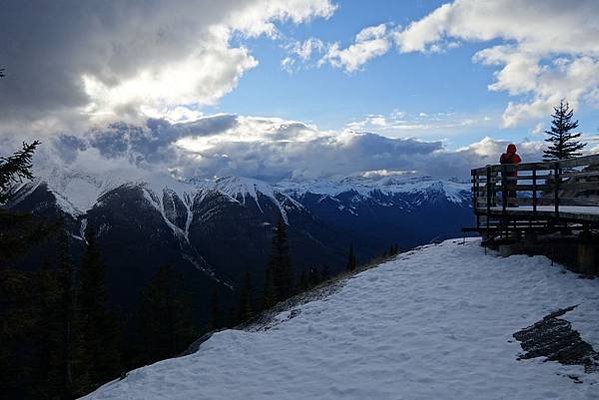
<box><xmin>468</xmin><ymin>154</ymin><xmax>599</xmax><ymax>237</ymax></box>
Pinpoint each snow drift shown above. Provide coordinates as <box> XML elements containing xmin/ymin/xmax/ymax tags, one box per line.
<box><xmin>84</xmin><ymin>239</ymin><xmax>599</xmax><ymax>399</ymax></box>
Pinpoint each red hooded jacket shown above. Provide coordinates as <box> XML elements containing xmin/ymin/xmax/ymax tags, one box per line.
<box><xmin>500</xmin><ymin>144</ymin><xmax>521</xmax><ymax>165</ymax></box>
<box><xmin>500</xmin><ymin>144</ymin><xmax>521</xmax><ymax>176</ymax></box>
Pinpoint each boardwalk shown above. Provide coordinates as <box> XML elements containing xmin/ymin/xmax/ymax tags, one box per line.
<box><xmin>469</xmin><ymin>154</ymin><xmax>599</xmax><ymax>237</ymax></box>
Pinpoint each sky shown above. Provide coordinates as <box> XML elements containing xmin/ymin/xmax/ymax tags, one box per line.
<box><xmin>0</xmin><ymin>0</ymin><xmax>598</xmax><ymax>182</ymax></box>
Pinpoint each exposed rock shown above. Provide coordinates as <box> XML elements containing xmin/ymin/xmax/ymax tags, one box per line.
<box><xmin>514</xmin><ymin>305</ymin><xmax>599</xmax><ymax>374</ymax></box>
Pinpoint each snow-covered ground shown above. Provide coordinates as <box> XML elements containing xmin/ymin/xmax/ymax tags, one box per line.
<box><xmin>84</xmin><ymin>239</ymin><xmax>599</xmax><ymax>400</ymax></box>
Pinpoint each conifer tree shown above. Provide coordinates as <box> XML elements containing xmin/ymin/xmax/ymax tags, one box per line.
<box><xmin>57</xmin><ymin>226</ymin><xmax>90</xmax><ymax>398</ymax></box>
<box><xmin>0</xmin><ymin>140</ymin><xmax>40</xmax><ymax>203</ymax></box>
<box><xmin>138</xmin><ymin>266</ymin><xmax>196</xmax><ymax>365</ymax></box>
<box><xmin>209</xmin><ymin>287</ymin><xmax>220</xmax><ymax>330</ymax></box>
<box><xmin>263</xmin><ymin>264</ymin><xmax>278</xmax><ymax>309</ymax></box>
<box><xmin>543</xmin><ymin>100</ymin><xmax>586</xmax><ymax>161</ymax></box>
<box><xmin>267</xmin><ymin>218</ymin><xmax>294</xmax><ymax>302</ymax></box>
<box><xmin>237</xmin><ymin>271</ymin><xmax>253</xmax><ymax>323</ymax></box>
<box><xmin>321</xmin><ymin>264</ymin><xmax>331</xmax><ymax>282</ymax></box>
<box><xmin>297</xmin><ymin>268</ymin><xmax>309</xmax><ymax>292</ymax></box>
<box><xmin>30</xmin><ymin>260</ymin><xmax>64</xmax><ymax>398</ymax></box>
<box><xmin>0</xmin><ymin>141</ymin><xmax>49</xmax><ymax>264</ymax></box>
<box><xmin>308</xmin><ymin>265</ymin><xmax>321</xmax><ymax>287</ymax></box>
<box><xmin>346</xmin><ymin>243</ymin><xmax>357</xmax><ymax>272</ymax></box>
<box><xmin>79</xmin><ymin>227</ymin><xmax>122</xmax><ymax>386</ymax></box>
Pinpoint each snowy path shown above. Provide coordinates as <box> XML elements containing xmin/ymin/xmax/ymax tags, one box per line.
<box><xmin>85</xmin><ymin>239</ymin><xmax>599</xmax><ymax>400</ymax></box>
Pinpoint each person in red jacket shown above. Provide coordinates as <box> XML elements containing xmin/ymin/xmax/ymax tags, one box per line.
<box><xmin>499</xmin><ymin>144</ymin><xmax>521</xmax><ymax>207</ymax></box>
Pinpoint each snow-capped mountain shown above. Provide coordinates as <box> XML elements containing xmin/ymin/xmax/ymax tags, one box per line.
<box><xmin>7</xmin><ymin>167</ymin><xmax>472</xmax><ymax>324</ymax></box>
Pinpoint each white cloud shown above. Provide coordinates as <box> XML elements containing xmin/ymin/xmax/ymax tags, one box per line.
<box><xmin>321</xmin><ymin>23</ymin><xmax>392</xmax><ymax>73</ymax></box>
<box><xmin>281</xmin><ymin>38</ymin><xmax>326</xmax><ymax>73</ymax></box>
<box><xmin>346</xmin><ymin>110</ymin><xmax>496</xmax><ymax>138</ymax></box>
<box><xmin>393</xmin><ymin>0</ymin><xmax>599</xmax><ymax>127</ymax></box>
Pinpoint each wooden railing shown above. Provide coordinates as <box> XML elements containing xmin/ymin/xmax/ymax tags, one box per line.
<box><xmin>471</xmin><ymin>154</ymin><xmax>599</xmax><ymax>220</ymax></box>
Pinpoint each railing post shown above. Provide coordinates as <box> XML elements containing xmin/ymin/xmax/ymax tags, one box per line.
<box><xmin>486</xmin><ymin>166</ymin><xmax>491</xmax><ymax>232</ymax></box>
<box><xmin>532</xmin><ymin>165</ymin><xmax>537</xmax><ymax>216</ymax></box>
<box><xmin>554</xmin><ymin>162</ymin><xmax>560</xmax><ymax>219</ymax></box>
<box><xmin>472</xmin><ymin>170</ymin><xmax>479</xmax><ymax>230</ymax></box>
<box><xmin>501</xmin><ymin>165</ymin><xmax>507</xmax><ymax>214</ymax></box>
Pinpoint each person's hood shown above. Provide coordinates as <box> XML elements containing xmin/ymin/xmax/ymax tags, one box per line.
<box><xmin>506</xmin><ymin>144</ymin><xmax>517</xmax><ymax>154</ymax></box>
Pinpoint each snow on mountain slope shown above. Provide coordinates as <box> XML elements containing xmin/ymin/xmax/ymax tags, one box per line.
<box><xmin>207</xmin><ymin>176</ymin><xmax>304</xmax><ymax>223</ymax></box>
<box><xmin>277</xmin><ymin>174</ymin><xmax>471</xmax><ymax>204</ymax></box>
<box><xmin>84</xmin><ymin>239</ymin><xmax>599</xmax><ymax>400</ymax></box>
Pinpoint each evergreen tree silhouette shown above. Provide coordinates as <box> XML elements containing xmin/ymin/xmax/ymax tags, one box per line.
<box><xmin>543</xmin><ymin>100</ymin><xmax>586</xmax><ymax>161</ymax></box>
<box><xmin>79</xmin><ymin>227</ymin><xmax>122</xmax><ymax>386</ymax></box>
<box><xmin>209</xmin><ymin>287</ymin><xmax>220</xmax><ymax>330</ymax></box>
<box><xmin>0</xmin><ymin>140</ymin><xmax>40</xmax><ymax>203</ymax></box>
<box><xmin>346</xmin><ymin>243</ymin><xmax>357</xmax><ymax>272</ymax></box>
<box><xmin>57</xmin><ymin>226</ymin><xmax>91</xmax><ymax>398</ymax></box>
<box><xmin>308</xmin><ymin>265</ymin><xmax>321</xmax><ymax>287</ymax></box>
<box><xmin>138</xmin><ymin>266</ymin><xmax>196</xmax><ymax>365</ymax></box>
<box><xmin>268</xmin><ymin>218</ymin><xmax>294</xmax><ymax>302</ymax></box>
<box><xmin>237</xmin><ymin>271</ymin><xmax>253</xmax><ymax>323</ymax></box>
<box><xmin>297</xmin><ymin>268</ymin><xmax>309</xmax><ymax>292</ymax></box>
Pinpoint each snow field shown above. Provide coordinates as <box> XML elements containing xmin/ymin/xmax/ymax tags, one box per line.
<box><xmin>85</xmin><ymin>239</ymin><xmax>599</xmax><ymax>400</ymax></box>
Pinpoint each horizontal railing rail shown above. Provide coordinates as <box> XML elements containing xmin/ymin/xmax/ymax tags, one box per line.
<box><xmin>471</xmin><ymin>154</ymin><xmax>599</xmax><ymax>227</ymax></box>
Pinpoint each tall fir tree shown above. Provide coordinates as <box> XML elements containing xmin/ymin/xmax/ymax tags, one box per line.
<box><xmin>0</xmin><ymin>141</ymin><xmax>50</xmax><ymax>265</ymax></box>
<box><xmin>209</xmin><ymin>287</ymin><xmax>220</xmax><ymax>330</ymax></box>
<box><xmin>308</xmin><ymin>265</ymin><xmax>322</xmax><ymax>287</ymax></box>
<box><xmin>0</xmin><ymin>140</ymin><xmax>40</xmax><ymax>203</ymax></box>
<box><xmin>346</xmin><ymin>243</ymin><xmax>357</xmax><ymax>272</ymax></box>
<box><xmin>266</xmin><ymin>218</ymin><xmax>294</xmax><ymax>303</ymax></box>
<box><xmin>138</xmin><ymin>266</ymin><xmax>196</xmax><ymax>365</ymax></box>
<box><xmin>263</xmin><ymin>263</ymin><xmax>278</xmax><ymax>309</ymax></box>
<box><xmin>297</xmin><ymin>268</ymin><xmax>309</xmax><ymax>292</ymax></box>
<box><xmin>57</xmin><ymin>226</ymin><xmax>90</xmax><ymax>398</ymax></box>
<box><xmin>78</xmin><ymin>227</ymin><xmax>122</xmax><ymax>387</ymax></box>
<box><xmin>543</xmin><ymin>100</ymin><xmax>586</xmax><ymax>161</ymax></box>
<box><xmin>237</xmin><ymin>271</ymin><xmax>253</xmax><ymax>323</ymax></box>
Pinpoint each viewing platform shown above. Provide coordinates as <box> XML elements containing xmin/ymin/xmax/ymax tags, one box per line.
<box><xmin>466</xmin><ymin>154</ymin><xmax>599</xmax><ymax>274</ymax></box>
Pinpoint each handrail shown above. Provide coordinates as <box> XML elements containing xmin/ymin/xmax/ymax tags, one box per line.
<box><xmin>471</xmin><ymin>153</ymin><xmax>599</xmax><ymax>175</ymax></box>
<box><xmin>471</xmin><ymin>154</ymin><xmax>599</xmax><ymax>225</ymax></box>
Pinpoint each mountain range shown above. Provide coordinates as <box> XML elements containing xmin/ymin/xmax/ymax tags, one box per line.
<box><xmin>7</xmin><ymin>167</ymin><xmax>472</xmax><ymax>323</ymax></box>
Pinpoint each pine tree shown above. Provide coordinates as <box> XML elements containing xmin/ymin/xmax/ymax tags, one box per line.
<box><xmin>79</xmin><ymin>227</ymin><xmax>122</xmax><ymax>386</ymax></box>
<box><xmin>209</xmin><ymin>287</ymin><xmax>220</xmax><ymax>330</ymax></box>
<box><xmin>543</xmin><ymin>100</ymin><xmax>586</xmax><ymax>161</ymax></box>
<box><xmin>138</xmin><ymin>266</ymin><xmax>196</xmax><ymax>365</ymax></box>
<box><xmin>267</xmin><ymin>218</ymin><xmax>294</xmax><ymax>302</ymax></box>
<box><xmin>308</xmin><ymin>265</ymin><xmax>321</xmax><ymax>287</ymax></box>
<box><xmin>346</xmin><ymin>243</ymin><xmax>357</xmax><ymax>272</ymax></box>
<box><xmin>237</xmin><ymin>271</ymin><xmax>253</xmax><ymax>323</ymax></box>
<box><xmin>297</xmin><ymin>268</ymin><xmax>309</xmax><ymax>292</ymax></box>
<box><xmin>0</xmin><ymin>141</ymin><xmax>50</xmax><ymax>265</ymax></box>
<box><xmin>321</xmin><ymin>264</ymin><xmax>331</xmax><ymax>282</ymax></box>
<box><xmin>30</xmin><ymin>260</ymin><xmax>67</xmax><ymax>398</ymax></box>
<box><xmin>263</xmin><ymin>263</ymin><xmax>278</xmax><ymax>309</ymax></box>
<box><xmin>56</xmin><ymin>226</ymin><xmax>91</xmax><ymax>398</ymax></box>
<box><xmin>0</xmin><ymin>140</ymin><xmax>40</xmax><ymax>203</ymax></box>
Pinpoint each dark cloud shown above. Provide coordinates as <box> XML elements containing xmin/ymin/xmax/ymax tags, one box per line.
<box><xmin>46</xmin><ymin>115</ymin><xmax>546</xmax><ymax>183</ymax></box>
<box><xmin>0</xmin><ymin>1</ymin><xmax>287</xmax><ymax>124</ymax></box>
<box><xmin>55</xmin><ymin>134</ymin><xmax>88</xmax><ymax>163</ymax></box>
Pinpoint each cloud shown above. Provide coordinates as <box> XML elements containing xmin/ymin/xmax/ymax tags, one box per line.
<box><xmin>35</xmin><ymin>114</ymin><xmax>552</xmax><ymax>185</ymax></box>
<box><xmin>321</xmin><ymin>23</ymin><xmax>392</xmax><ymax>72</ymax></box>
<box><xmin>346</xmin><ymin>110</ymin><xmax>495</xmax><ymax>138</ymax></box>
<box><xmin>393</xmin><ymin>0</ymin><xmax>599</xmax><ymax>126</ymax></box>
<box><xmin>0</xmin><ymin>0</ymin><xmax>335</xmax><ymax>126</ymax></box>
<box><xmin>281</xmin><ymin>38</ymin><xmax>326</xmax><ymax>73</ymax></box>
<box><xmin>282</xmin><ymin>23</ymin><xmax>394</xmax><ymax>73</ymax></box>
